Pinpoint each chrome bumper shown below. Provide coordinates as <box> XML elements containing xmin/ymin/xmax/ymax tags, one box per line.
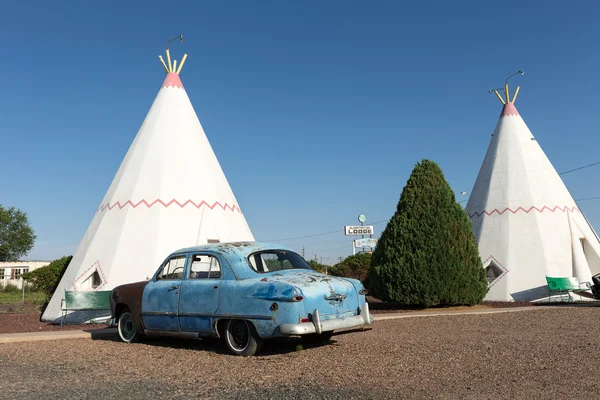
<box><xmin>279</xmin><ymin>303</ymin><xmax>373</xmax><ymax>335</ymax></box>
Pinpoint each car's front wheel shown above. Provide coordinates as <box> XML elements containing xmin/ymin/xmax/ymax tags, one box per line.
<box><xmin>117</xmin><ymin>308</ymin><xmax>141</xmax><ymax>343</ymax></box>
<box><xmin>224</xmin><ymin>319</ymin><xmax>263</xmax><ymax>356</ymax></box>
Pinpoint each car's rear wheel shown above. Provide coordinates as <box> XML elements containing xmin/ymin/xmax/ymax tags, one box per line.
<box><xmin>117</xmin><ymin>308</ymin><xmax>140</xmax><ymax>343</ymax></box>
<box><xmin>224</xmin><ymin>319</ymin><xmax>263</xmax><ymax>356</ymax></box>
<box><xmin>303</xmin><ymin>331</ymin><xmax>334</xmax><ymax>344</ymax></box>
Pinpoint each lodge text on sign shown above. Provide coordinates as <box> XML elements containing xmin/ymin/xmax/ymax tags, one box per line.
<box><xmin>344</xmin><ymin>225</ymin><xmax>374</xmax><ymax>236</ymax></box>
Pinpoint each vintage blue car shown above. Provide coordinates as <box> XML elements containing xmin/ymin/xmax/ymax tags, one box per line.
<box><xmin>109</xmin><ymin>242</ymin><xmax>373</xmax><ymax>355</ymax></box>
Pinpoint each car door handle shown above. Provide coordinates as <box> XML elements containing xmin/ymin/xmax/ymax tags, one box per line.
<box><xmin>213</xmin><ymin>285</ymin><xmax>219</xmax><ymax>289</ymax></box>
<box><xmin>168</xmin><ymin>285</ymin><xmax>179</xmax><ymax>292</ymax></box>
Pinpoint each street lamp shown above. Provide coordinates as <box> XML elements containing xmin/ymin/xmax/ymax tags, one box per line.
<box><xmin>458</xmin><ymin>191</ymin><xmax>469</xmax><ymax>205</ymax></box>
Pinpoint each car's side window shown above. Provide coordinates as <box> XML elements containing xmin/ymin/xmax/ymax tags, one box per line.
<box><xmin>156</xmin><ymin>256</ymin><xmax>187</xmax><ymax>280</ymax></box>
<box><xmin>189</xmin><ymin>255</ymin><xmax>221</xmax><ymax>279</ymax></box>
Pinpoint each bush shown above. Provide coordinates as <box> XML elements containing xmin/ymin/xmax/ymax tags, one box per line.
<box><xmin>22</xmin><ymin>256</ymin><xmax>72</xmax><ymax>297</ymax></box>
<box><xmin>328</xmin><ymin>253</ymin><xmax>372</xmax><ymax>284</ymax></box>
<box><xmin>308</xmin><ymin>260</ymin><xmax>329</xmax><ymax>273</ymax></box>
<box><xmin>0</xmin><ymin>283</ymin><xmax>21</xmax><ymax>293</ymax></box>
<box><xmin>368</xmin><ymin>159</ymin><xmax>488</xmax><ymax>307</ymax></box>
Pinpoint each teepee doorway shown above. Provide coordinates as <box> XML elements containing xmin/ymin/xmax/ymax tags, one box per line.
<box><xmin>581</xmin><ymin>238</ymin><xmax>600</xmax><ymax>276</ymax></box>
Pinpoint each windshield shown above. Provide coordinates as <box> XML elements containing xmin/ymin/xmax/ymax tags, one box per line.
<box><xmin>248</xmin><ymin>250</ymin><xmax>312</xmax><ymax>273</ymax></box>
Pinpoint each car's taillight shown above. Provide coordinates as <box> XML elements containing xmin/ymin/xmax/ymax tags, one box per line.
<box><xmin>300</xmin><ymin>317</ymin><xmax>309</xmax><ymax>323</ymax></box>
<box><xmin>291</xmin><ymin>295</ymin><xmax>303</xmax><ymax>301</ymax></box>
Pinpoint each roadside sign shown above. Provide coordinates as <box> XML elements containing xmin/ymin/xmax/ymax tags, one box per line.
<box><xmin>344</xmin><ymin>225</ymin><xmax>374</xmax><ymax>236</ymax></box>
<box><xmin>354</xmin><ymin>238</ymin><xmax>377</xmax><ymax>248</ymax></box>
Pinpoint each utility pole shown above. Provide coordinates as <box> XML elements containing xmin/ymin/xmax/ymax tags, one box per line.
<box><xmin>302</xmin><ymin>247</ymin><xmax>305</xmax><ymax>258</ymax></box>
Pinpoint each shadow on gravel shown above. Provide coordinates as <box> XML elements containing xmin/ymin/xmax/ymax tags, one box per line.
<box><xmin>86</xmin><ymin>328</ymin><xmax>121</xmax><ymax>341</ymax></box>
<box><xmin>88</xmin><ymin>327</ymin><xmax>373</xmax><ymax>357</ymax></box>
<box><xmin>367</xmin><ymin>296</ymin><xmax>535</xmax><ymax>312</ymax></box>
<box><xmin>534</xmin><ymin>301</ymin><xmax>600</xmax><ymax>308</ymax></box>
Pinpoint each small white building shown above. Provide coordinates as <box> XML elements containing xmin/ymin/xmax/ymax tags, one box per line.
<box><xmin>0</xmin><ymin>261</ymin><xmax>51</xmax><ymax>289</ymax></box>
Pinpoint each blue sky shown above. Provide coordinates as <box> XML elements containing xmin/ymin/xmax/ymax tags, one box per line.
<box><xmin>1</xmin><ymin>1</ymin><xmax>598</xmax><ymax>263</ymax></box>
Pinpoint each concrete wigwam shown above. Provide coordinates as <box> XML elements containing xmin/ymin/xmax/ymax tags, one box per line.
<box><xmin>466</xmin><ymin>79</ymin><xmax>600</xmax><ymax>301</ymax></box>
<box><xmin>42</xmin><ymin>46</ymin><xmax>254</xmax><ymax>322</ymax></box>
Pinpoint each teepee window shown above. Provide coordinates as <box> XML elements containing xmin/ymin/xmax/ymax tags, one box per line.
<box><xmin>82</xmin><ymin>270</ymin><xmax>103</xmax><ymax>289</ymax></box>
<box><xmin>91</xmin><ymin>271</ymin><xmax>102</xmax><ymax>288</ymax></box>
<box><xmin>485</xmin><ymin>261</ymin><xmax>504</xmax><ymax>285</ymax></box>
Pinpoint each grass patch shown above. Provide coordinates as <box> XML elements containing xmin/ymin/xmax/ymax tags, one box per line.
<box><xmin>0</xmin><ymin>288</ymin><xmax>47</xmax><ymax>305</ymax></box>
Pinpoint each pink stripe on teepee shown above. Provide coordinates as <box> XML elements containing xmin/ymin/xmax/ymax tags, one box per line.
<box><xmin>162</xmin><ymin>73</ymin><xmax>184</xmax><ymax>89</ymax></box>
<box><xmin>97</xmin><ymin>199</ymin><xmax>241</xmax><ymax>213</ymax></box>
<box><xmin>501</xmin><ymin>103</ymin><xmax>519</xmax><ymax>117</ymax></box>
<box><xmin>469</xmin><ymin>205</ymin><xmax>579</xmax><ymax>218</ymax></box>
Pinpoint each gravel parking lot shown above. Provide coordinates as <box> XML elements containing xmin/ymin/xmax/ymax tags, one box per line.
<box><xmin>1</xmin><ymin>307</ymin><xmax>599</xmax><ymax>399</ymax></box>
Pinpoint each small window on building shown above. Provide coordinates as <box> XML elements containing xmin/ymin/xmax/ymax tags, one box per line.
<box><xmin>11</xmin><ymin>269</ymin><xmax>22</xmax><ymax>280</ymax></box>
<box><xmin>91</xmin><ymin>271</ymin><xmax>102</xmax><ymax>288</ymax></box>
<box><xmin>485</xmin><ymin>261</ymin><xmax>504</xmax><ymax>285</ymax></box>
<box><xmin>81</xmin><ymin>270</ymin><xmax>103</xmax><ymax>289</ymax></box>
<box><xmin>0</xmin><ymin>268</ymin><xmax>4</xmax><ymax>280</ymax></box>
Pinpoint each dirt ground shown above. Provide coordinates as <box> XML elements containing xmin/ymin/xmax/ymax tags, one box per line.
<box><xmin>0</xmin><ymin>312</ymin><xmax>105</xmax><ymax>334</ymax></box>
<box><xmin>0</xmin><ymin>299</ymin><xmax>535</xmax><ymax>334</ymax></box>
<box><xmin>1</xmin><ymin>307</ymin><xmax>599</xmax><ymax>399</ymax></box>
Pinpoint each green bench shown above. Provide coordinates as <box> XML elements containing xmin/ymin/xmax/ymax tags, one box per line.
<box><xmin>545</xmin><ymin>277</ymin><xmax>591</xmax><ymax>302</ymax></box>
<box><xmin>61</xmin><ymin>290</ymin><xmax>112</xmax><ymax>326</ymax></box>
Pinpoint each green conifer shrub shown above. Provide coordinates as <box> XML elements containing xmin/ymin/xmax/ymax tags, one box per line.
<box><xmin>368</xmin><ymin>159</ymin><xmax>487</xmax><ymax>306</ymax></box>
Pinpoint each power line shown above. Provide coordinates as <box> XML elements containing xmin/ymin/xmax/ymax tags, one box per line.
<box><xmin>263</xmin><ymin>229</ymin><xmax>341</xmax><ymax>242</ymax></box>
<box><xmin>559</xmin><ymin>161</ymin><xmax>600</xmax><ymax>176</ymax></box>
<box><xmin>318</xmin><ymin>245</ymin><xmax>353</xmax><ymax>253</ymax></box>
<box><xmin>575</xmin><ymin>196</ymin><xmax>600</xmax><ymax>202</ymax></box>
<box><xmin>266</xmin><ymin>167</ymin><xmax>600</xmax><ymax>244</ymax></box>
<box><xmin>264</xmin><ymin>219</ymin><xmax>389</xmax><ymax>242</ymax></box>
<box><xmin>303</xmin><ymin>239</ymin><xmax>352</xmax><ymax>248</ymax></box>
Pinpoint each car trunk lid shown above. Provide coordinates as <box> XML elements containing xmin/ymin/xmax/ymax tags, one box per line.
<box><xmin>264</xmin><ymin>270</ymin><xmax>360</xmax><ymax>320</ymax></box>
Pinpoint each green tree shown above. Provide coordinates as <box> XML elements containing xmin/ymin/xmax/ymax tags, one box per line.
<box><xmin>308</xmin><ymin>260</ymin><xmax>328</xmax><ymax>273</ymax></box>
<box><xmin>368</xmin><ymin>159</ymin><xmax>487</xmax><ymax>307</ymax></box>
<box><xmin>0</xmin><ymin>205</ymin><xmax>36</xmax><ymax>261</ymax></box>
<box><xmin>328</xmin><ymin>253</ymin><xmax>372</xmax><ymax>284</ymax></box>
<box><xmin>22</xmin><ymin>256</ymin><xmax>72</xmax><ymax>298</ymax></box>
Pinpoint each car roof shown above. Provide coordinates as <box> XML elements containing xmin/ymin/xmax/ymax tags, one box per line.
<box><xmin>171</xmin><ymin>241</ymin><xmax>296</xmax><ymax>257</ymax></box>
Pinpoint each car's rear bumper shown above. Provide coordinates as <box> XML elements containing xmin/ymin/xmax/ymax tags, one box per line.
<box><xmin>279</xmin><ymin>303</ymin><xmax>373</xmax><ymax>335</ymax></box>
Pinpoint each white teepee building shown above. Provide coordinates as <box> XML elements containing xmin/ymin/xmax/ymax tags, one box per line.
<box><xmin>42</xmin><ymin>48</ymin><xmax>254</xmax><ymax>322</ymax></box>
<box><xmin>466</xmin><ymin>81</ymin><xmax>600</xmax><ymax>302</ymax></box>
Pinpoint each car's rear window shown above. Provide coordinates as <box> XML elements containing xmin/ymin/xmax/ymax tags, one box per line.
<box><xmin>248</xmin><ymin>250</ymin><xmax>312</xmax><ymax>273</ymax></box>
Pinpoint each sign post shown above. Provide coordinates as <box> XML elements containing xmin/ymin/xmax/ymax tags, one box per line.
<box><xmin>345</xmin><ymin>214</ymin><xmax>376</xmax><ymax>255</ymax></box>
